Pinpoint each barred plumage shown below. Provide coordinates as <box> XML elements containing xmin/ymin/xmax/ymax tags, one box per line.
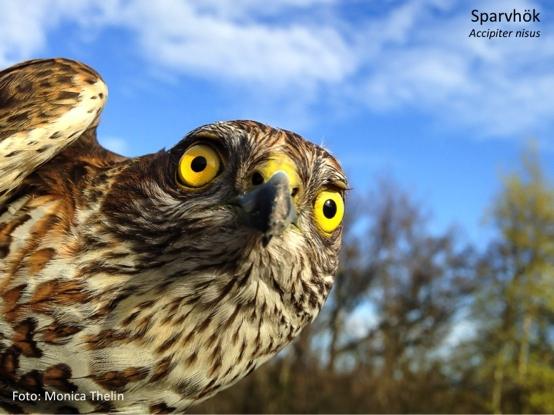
<box><xmin>0</xmin><ymin>58</ymin><xmax>347</xmax><ymax>413</ymax></box>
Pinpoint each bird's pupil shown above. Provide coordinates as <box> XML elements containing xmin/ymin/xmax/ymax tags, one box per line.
<box><xmin>251</xmin><ymin>172</ymin><xmax>264</xmax><ymax>185</ymax></box>
<box><xmin>323</xmin><ymin>199</ymin><xmax>337</xmax><ymax>219</ymax></box>
<box><xmin>191</xmin><ymin>156</ymin><xmax>207</xmax><ymax>172</ymax></box>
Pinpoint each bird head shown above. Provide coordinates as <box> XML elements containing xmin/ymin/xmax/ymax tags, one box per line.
<box><xmin>102</xmin><ymin>120</ymin><xmax>347</xmax><ymax>323</ymax></box>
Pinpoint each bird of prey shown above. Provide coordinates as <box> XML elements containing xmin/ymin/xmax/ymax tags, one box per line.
<box><xmin>0</xmin><ymin>58</ymin><xmax>347</xmax><ymax>413</ymax></box>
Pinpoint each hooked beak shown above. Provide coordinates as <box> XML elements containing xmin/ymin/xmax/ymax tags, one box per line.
<box><xmin>238</xmin><ymin>171</ymin><xmax>297</xmax><ymax>246</ymax></box>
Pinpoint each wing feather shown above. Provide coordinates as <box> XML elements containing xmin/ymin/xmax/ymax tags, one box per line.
<box><xmin>0</xmin><ymin>58</ymin><xmax>108</xmax><ymax>205</ymax></box>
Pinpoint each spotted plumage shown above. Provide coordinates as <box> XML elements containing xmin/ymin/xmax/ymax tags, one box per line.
<box><xmin>0</xmin><ymin>58</ymin><xmax>347</xmax><ymax>413</ymax></box>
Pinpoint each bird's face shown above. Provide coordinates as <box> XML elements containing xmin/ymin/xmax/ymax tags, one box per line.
<box><xmin>104</xmin><ymin>120</ymin><xmax>347</xmax><ymax>321</ymax></box>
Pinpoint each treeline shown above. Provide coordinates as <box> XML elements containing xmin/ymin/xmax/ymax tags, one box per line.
<box><xmin>192</xmin><ymin>148</ymin><xmax>554</xmax><ymax>414</ymax></box>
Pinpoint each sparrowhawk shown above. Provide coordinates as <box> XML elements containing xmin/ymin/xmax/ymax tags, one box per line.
<box><xmin>0</xmin><ymin>58</ymin><xmax>347</xmax><ymax>413</ymax></box>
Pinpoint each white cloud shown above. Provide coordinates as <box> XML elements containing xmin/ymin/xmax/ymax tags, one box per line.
<box><xmin>355</xmin><ymin>0</ymin><xmax>553</xmax><ymax>139</ymax></box>
<box><xmin>0</xmin><ymin>2</ymin><xmax>49</xmax><ymax>67</ymax></box>
<box><xmin>0</xmin><ymin>0</ymin><xmax>553</xmax><ymax>140</ymax></box>
<box><xmin>110</xmin><ymin>0</ymin><xmax>355</xmax><ymax>89</ymax></box>
<box><xmin>0</xmin><ymin>0</ymin><xmax>118</xmax><ymax>66</ymax></box>
<box><xmin>186</xmin><ymin>0</ymin><xmax>337</xmax><ymax>20</ymax></box>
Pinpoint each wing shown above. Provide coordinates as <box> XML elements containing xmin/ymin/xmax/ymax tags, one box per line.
<box><xmin>0</xmin><ymin>58</ymin><xmax>108</xmax><ymax>205</ymax></box>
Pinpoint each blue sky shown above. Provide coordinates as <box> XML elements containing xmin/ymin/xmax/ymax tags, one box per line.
<box><xmin>1</xmin><ymin>0</ymin><xmax>553</xmax><ymax>247</ymax></box>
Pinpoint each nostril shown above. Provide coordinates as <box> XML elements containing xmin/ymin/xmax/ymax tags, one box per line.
<box><xmin>251</xmin><ymin>171</ymin><xmax>264</xmax><ymax>186</ymax></box>
<box><xmin>291</xmin><ymin>187</ymin><xmax>299</xmax><ymax>197</ymax></box>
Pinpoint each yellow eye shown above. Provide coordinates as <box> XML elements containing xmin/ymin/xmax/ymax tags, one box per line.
<box><xmin>314</xmin><ymin>190</ymin><xmax>344</xmax><ymax>235</ymax></box>
<box><xmin>177</xmin><ymin>144</ymin><xmax>221</xmax><ymax>188</ymax></box>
